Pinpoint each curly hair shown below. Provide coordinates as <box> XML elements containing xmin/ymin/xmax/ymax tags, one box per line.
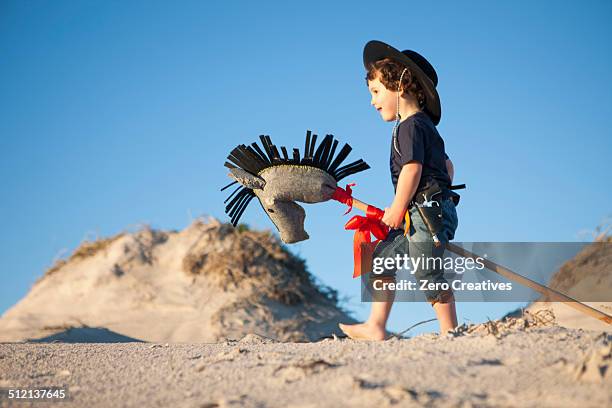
<box><xmin>365</xmin><ymin>58</ymin><xmax>426</xmax><ymax>108</ymax></box>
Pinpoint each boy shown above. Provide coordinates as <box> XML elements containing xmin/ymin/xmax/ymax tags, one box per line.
<box><xmin>339</xmin><ymin>40</ymin><xmax>460</xmax><ymax>340</ymax></box>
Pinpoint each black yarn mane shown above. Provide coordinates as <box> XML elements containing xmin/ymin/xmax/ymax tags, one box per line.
<box><xmin>221</xmin><ymin>130</ymin><xmax>370</xmax><ymax>226</ymax></box>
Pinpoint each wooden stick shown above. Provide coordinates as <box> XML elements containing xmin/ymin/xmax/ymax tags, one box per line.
<box><xmin>348</xmin><ymin>196</ymin><xmax>612</xmax><ymax>326</ymax></box>
<box><xmin>447</xmin><ymin>242</ymin><xmax>612</xmax><ymax>325</ymax></box>
<box><xmin>351</xmin><ymin>197</ymin><xmax>370</xmax><ymax>213</ymax></box>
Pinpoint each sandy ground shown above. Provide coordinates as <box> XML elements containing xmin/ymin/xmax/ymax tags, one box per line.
<box><xmin>1</xmin><ymin>325</ymin><xmax>610</xmax><ymax>408</ymax></box>
<box><xmin>1</xmin><ymin>222</ymin><xmax>610</xmax><ymax>407</ymax></box>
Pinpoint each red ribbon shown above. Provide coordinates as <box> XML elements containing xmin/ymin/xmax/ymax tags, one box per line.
<box><xmin>331</xmin><ymin>183</ymin><xmax>355</xmax><ymax>215</ymax></box>
<box><xmin>344</xmin><ymin>205</ymin><xmax>389</xmax><ymax>278</ymax></box>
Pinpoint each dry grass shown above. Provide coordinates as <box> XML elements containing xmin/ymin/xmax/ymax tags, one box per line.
<box><xmin>452</xmin><ymin>308</ymin><xmax>556</xmax><ymax>339</ymax></box>
<box><xmin>183</xmin><ymin>222</ymin><xmax>338</xmax><ymax>307</ymax></box>
<box><xmin>43</xmin><ymin>232</ymin><xmax>126</xmax><ymax>278</ymax></box>
<box><xmin>193</xmin><ymin>222</ymin><xmax>347</xmax><ymax>342</ymax></box>
<box><xmin>41</xmin><ymin>224</ymin><xmax>170</xmax><ymax>280</ymax></box>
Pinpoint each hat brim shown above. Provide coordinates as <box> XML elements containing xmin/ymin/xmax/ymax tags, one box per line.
<box><xmin>363</xmin><ymin>40</ymin><xmax>441</xmax><ymax>125</ymax></box>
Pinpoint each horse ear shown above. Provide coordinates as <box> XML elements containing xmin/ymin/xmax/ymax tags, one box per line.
<box><xmin>228</xmin><ymin>168</ymin><xmax>266</xmax><ymax>190</ymax></box>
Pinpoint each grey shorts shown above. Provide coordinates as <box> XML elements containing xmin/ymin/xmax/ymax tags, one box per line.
<box><xmin>366</xmin><ymin>198</ymin><xmax>459</xmax><ymax>304</ymax></box>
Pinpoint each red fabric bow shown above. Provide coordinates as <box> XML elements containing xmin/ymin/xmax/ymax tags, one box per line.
<box><xmin>344</xmin><ymin>205</ymin><xmax>389</xmax><ymax>278</ymax></box>
<box><xmin>332</xmin><ymin>183</ymin><xmax>355</xmax><ymax>215</ymax></box>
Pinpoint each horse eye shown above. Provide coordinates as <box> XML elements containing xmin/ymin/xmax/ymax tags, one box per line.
<box><xmin>267</xmin><ymin>208</ymin><xmax>275</xmax><ymax>213</ymax></box>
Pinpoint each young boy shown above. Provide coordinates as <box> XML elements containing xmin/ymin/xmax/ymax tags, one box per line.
<box><xmin>339</xmin><ymin>40</ymin><xmax>460</xmax><ymax>340</ymax></box>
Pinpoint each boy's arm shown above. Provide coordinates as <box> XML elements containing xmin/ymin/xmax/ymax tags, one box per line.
<box><xmin>382</xmin><ymin>161</ymin><xmax>422</xmax><ymax>229</ymax></box>
<box><xmin>446</xmin><ymin>158</ymin><xmax>454</xmax><ymax>183</ymax></box>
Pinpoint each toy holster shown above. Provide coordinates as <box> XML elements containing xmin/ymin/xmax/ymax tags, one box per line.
<box><xmin>411</xmin><ymin>180</ymin><xmax>465</xmax><ymax>246</ymax></box>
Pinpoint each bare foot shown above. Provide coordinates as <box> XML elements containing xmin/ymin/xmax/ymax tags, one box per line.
<box><xmin>338</xmin><ymin>322</ymin><xmax>386</xmax><ymax>341</ymax></box>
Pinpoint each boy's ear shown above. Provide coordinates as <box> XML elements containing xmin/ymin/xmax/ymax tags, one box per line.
<box><xmin>228</xmin><ymin>168</ymin><xmax>266</xmax><ymax>190</ymax></box>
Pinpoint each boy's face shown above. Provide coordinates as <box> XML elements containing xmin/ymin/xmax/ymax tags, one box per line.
<box><xmin>367</xmin><ymin>75</ymin><xmax>398</xmax><ymax>122</ymax></box>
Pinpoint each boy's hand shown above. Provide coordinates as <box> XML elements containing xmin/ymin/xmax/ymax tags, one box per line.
<box><xmin>382</xmin><ymin>205</ymin><xmax>406</xmax><ymax>229</ymax></box>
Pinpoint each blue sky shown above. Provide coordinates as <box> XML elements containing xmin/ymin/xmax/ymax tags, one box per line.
<box><xmin>1</xmin><ymin>1</ymin><xmax>611</xmax><ymax>336</ymax></box>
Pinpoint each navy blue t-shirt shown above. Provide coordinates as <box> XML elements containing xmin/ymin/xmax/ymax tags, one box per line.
<box><xmin>390</xmin><ymin>111</ymin><xmax>451</xmax><ymax>195</ymax></box>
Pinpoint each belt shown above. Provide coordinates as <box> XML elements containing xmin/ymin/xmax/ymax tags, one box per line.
<box><xmin>409</xmin><ymin>183</ymin><xmax>465</xmax><ymax>208</ymax></box>
<box><xmin>408</xmin><ymin>196</ymin><xmax>452</xmax><ymax>209</ymax></box>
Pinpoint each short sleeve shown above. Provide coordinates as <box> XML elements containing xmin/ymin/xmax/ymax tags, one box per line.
<box><xmin>397</xmin><ymin>121</ymin><xmax>425</xmax><ymax>166</ymax></box>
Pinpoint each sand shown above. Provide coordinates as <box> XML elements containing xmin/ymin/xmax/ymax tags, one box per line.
<box><xmin>1</xmin><ymin>322</ymin><xmax>610</xmax><ymax>408</ymax></box>
<box><xmin>1</xmin><ymin>219</ymin><xmax>610</xmax><ymax>407</ymax></box>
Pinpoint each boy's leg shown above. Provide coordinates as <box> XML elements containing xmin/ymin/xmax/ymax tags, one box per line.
<box><xmin>339</xmin><ymin>232</ymin><xmax>405</xmax><ymax>341</ymax></box>
<box><xmin>433</xmin><ymin>199</ymin><xmax>460</xmax><ymax>333</ymax></box>
<box><xmin>338</xmin><ymin>279</ymin><xmax>394</xmax><ymax>341</ymax></box>
<box><xmin>409</xmin><ymin>200</ymin><xmax>459</xmax><ymax>334</ymax></box>
<box><xmin>367</xmin><ymin>280</ymin><xmax>396</xmax><ymax>327</ymax></box>
<box><xmin>431</xmin><ymin>291</ymin><xmax>458</xmax><ymax>334</ymax></box>
<box><xmin>410</xmin><ymin>236</ymin><xmax>458</xmax><ymax>334</ymax></box>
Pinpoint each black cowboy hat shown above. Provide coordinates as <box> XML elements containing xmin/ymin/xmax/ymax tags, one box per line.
<box><xmin>363</xmin><ymin>40</ymin><xmax>441</xmax><ymax>125</ymax></box>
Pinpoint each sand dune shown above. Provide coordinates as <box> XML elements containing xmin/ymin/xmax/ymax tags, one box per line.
<box><xmin>527</xmin><ymin>236</ymin><xmax>612</xmax><ymax>332</ymax></box>
<box><xmin>0</xmin><ymin>217</ymin><xmax>355</xmax><ymax>343</ymax></box>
